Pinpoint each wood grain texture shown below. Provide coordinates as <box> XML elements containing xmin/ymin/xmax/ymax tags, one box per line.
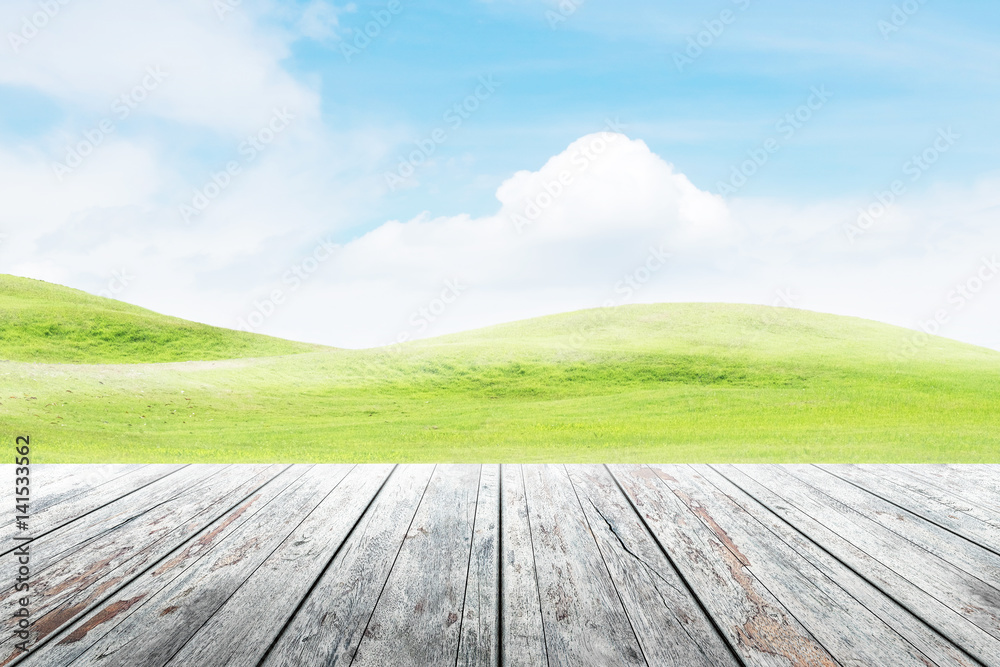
<box><xmin>718</xmin><ymin>464</ymin><xmax>1000</xmax><ymax>665</ymax></box>
<box><xmin>0</xmin><ymin>465</ymin><xmax>185</xmax><ymax>552</ymax></box>
<box><xmin>609</xmin><ymin>464</ymin><xmax>838</xmax><ymax>667</ymax></box>
<box><xmin>457</xmin><ymin>464</ymin><xmax>500</xmax><ymax>667</ymax></box>
<box><xmin>567</xmin><ymin>465</ymin><xmax>738</xmax><ymax>667</ymax></box>
<box><xmin>901</xmin><ymin>465</ymin><xmax>1000</xmax><ymax>519</ymax></box>
<box><xmin>260</xmin><ymin>464</ymin><xmax>435</xmax><ymax>667</ymax></box>
<box><xmin>818</xmin><ymin>464</ymin><xmax>1000</xmax><ymax>555</ymax></box>
<box><xmin>14</xmin><ymin>466</ymin><xmax>313</xmax><ymax>667</ymax></box>
<box><xmin>661</xmin><ymin>465</ymin><xmax>942</xmax><ymax>666</ymax></box>
<box><xmin>7</xmin><ymin>464</ymin><xmax>999</xmax><ymax>667</ymax></box>
<box><xmin>352</xmin><ymin>464</ymin><xmax>481</xmax><ymax>667</ymax></box>
<box><xmin>165</xmin><ymin>464</ymin><xmax>395</xmax><ymax>667</ymax></box>
<box><xmin>9</xmin><ymin>465</ymin><xmax>225</xmax><ymax>573</ymax></box>
<box><xmin>0</xmin><ymin>465</ymin><xmax>285</xmax><ymax>666</ymax></box>
<box><xmin>59</xmin><ymin>465</ymin><xmax>350</xmax><ymax>667</ymax></box>
<box><xmin>698</xmin><ymin>465</ymin><xmax>981</xmax><ymax>667</ymax></box>
<box><xmin>784</xmin><ymin>465</ymin><xmax>1000</xmax><ymax>610</ymax></box>
<box><xmin>522</xmin><ymin>464</ymin><xmax>645</xmax><ymax>667</ymax></box>
<box><xmin>19</xmin><ymin>465</ymin><xmax>144</xmax><ymax>516</ymax></box>
<box><xmin>499</xmin><ymin>464</ymin><xmax>547</xmax><ymax>667</ymax></box>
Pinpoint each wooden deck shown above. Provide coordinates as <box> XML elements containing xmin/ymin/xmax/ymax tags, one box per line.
<box><xmin>3</xmin><ymin>464</ymin><xmax>1000</xmax><ymax>666</ymax></box>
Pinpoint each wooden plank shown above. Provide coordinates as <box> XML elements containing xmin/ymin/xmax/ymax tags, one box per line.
<box><xmin>937</xmin><ymin>465</ymin><xmax>1000</xmax><ymax>495</ymax></box>
<box><xmin>895</xmin><ymin>465</ymin><xmax>1000</xmax><ymax>536</ymax></box>
<box><xmin>351</xmin><ymin>464</ymin><xmax>481</xmax><ymax>667</ymax></box>
<box><xmin>700</xmin><ymin>465</ymin><xmax>980</xmax><ymax>667</ymax></box>
<box><xmin>457</xmin><ymin>464</ymin><xmax>500</xmax><ymax>667</ymax></box>
<box><xmin>25</xmin><ymin>464</ymin><xmax>87</xmax><ymax>490</ymax></box>
<box><xmin>718</xmin><ymin>464</ymin><xmax>1000</xmax><ymax>665</ymax></box>
<box><xmin>9</xmin><ymin>465</ymin><xmax>223</xmax><ymax>571</ymax></box>
<box><xmin>902</xmin><ymin>465</ymin><xmax>1000</xmax><ymax>517</ymax></box>
<box><xmin>165</xmin><ymin>465</ymin><xmax>395</xmax><ymax>667</ymax></box>
<box><xmin>260</xmin><ymin>464</ymin><xmax>435</xmax><ymax>667</ymax></box>
<box><xmin>609</xmin><ymin>464</ymin><xmax>837</xmax><ymax>667</ymax></box>
<box><xmin>0</xmin><ymin>465</ymin><xmax>185</xmax><ymax>551</ymax></box>
<box><xmin>52</xmin><ymin>465</ymin><xmax>355</xmax><ymax>667</ymax></box>
<box><xmin>522</xmin><ymin>464</ymin><xmax>645</xmax><ymax>667</ymax></box>
<box><xmin>819</xmin><ymin>464</ymin><xmax>1000</xmax><ymax>555</ymax></box>
<box><xmin>499</xmin><ymin>464</ymin><xmax>547</xmax><ymax>667</ymax></box>
<box><xmin>10</xmin><ymin>466</ymin><xmax>316</xmax><ymax>667</ymax></box>
<box><xmin>786</xmin><ymin>465</ymin><xmax>1000</xmax><ymax>589</ymax></box>
<box><xmin>661</xmin><ymin>465</ymin><xmax>951</xmax><ymax>666</ymax></box>
<box><xmin>23</xmin><ymin>465</ymin><xmax>145</xmax><ymax>514</ymax></box>
<box><xmin>0</xmin><ymin>465</ymin><xmax>286</xmax><ymax>665</ymax></box>
<box><xmin>567</xmin><ymin>465</ymin><xmax>738</xmax><ymax>666</ymax></box>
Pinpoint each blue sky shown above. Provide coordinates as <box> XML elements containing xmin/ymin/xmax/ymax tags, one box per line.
<box><xmin>312</xmin><ymin>0</ymin><xmax>1000</xmax><ymax>221</ymax></box>
<box><xmin>1</xmin><ymin>0</ymin><xmax>999</xmax><ymax>349</ymax></box>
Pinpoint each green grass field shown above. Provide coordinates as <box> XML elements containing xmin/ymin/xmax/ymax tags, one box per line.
<box><xmin>2</xmin><ymin>274</ymin><xmax>998</xmax><ymax>463</ymax></box>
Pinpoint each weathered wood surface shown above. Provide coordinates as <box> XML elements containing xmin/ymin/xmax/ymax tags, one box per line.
<box><xmin>456</xmin><ymin>464</ymin><xmax>500</xmax><ymax>667</ymax></box>
<box><xmin>0</xmin><ymin>465</ymin><xmax>185</xmax><ymax>551</ymax></box>
<box><xmin>693</xmin><ymin>466</ymin><xmax>980</xmax><ymax>667</ymax></box>
<box><xmin>168</xmin><ymin>464</ymin><xmax>395</xmax><ymax>667</ymax></box>
<box><xmin>3</xmin><ymin>464</ymin><xmax>998</xmax><ymax>667</ymax></box>
<box><xmin>260</xmin><ymin>464</ymin><xmax>434</xmax><ymax>667</ymax></box>
<box><xmin>1</xmin><ymin>465</ymin><xmax>286</xmax><ymax>666</ymax></box>
<box><xmin>716</xmin><ymin>464</ymin><xmax>1000</xmax><ymax>665</ymax></box>
<box><xmin>610</xmin><ymin>464</ymin><xmax>838</xmax><ymax>667</ymax></box>
<box><xmin>498</xmin><ymin>464</ymin><xmax>546</xmax><ymax>667</ymax></box>
<box><xmin>522</xmin><ymin>464</ymin><xmax>645</xmax><ymax>666</ymax></box>
<box><xmin>19</xmin><ymin>465</ymin><xmax>310</xmax><ymax>667</ymax></box>
<box><xmin>351</xmin><ymin>464</ymin><xmax>481</xmax><ymax>667</ymax></box>
<box><xmin>566</xmin><ymin>465</ymin><xmax>738</xmax><ymax>666</ymax></box>
<box><xmin>818</xmin><ymin>464</ymin><xmax>1000</xmax><ymax>555</ymax></box>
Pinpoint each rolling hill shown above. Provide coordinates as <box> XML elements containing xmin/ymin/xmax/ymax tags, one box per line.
<box><xmin>0</xmin><ymin>275</ymin><xmax>322</xmax><ymax>363</ymax></box>
<box><xmin>2</xmin><ymin>274</ymin><xmax>999</xmax><ymax>463</ymax></box>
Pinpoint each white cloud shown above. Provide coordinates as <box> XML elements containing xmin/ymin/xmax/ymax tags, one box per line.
<box><xmin>2</xmin><ymin>118</ymin><xmax>998</xmax><ymax>353</ymax></box>
<box><xmin>0</xmin><ymin>0</ymin><xmax>319</xmax><ymax>134</ymax></box>
<box><xmin>265</xmin><ymin>133</ymin><xmax>734</xmax><ymax>345</ymax></box>
<box><xmin>254</xmin><ymin>137</ymin><xmax>1000</xmax><ymax>351</ymax></box>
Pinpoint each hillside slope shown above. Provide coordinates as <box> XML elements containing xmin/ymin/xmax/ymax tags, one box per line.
<box><xmin>0</xmin><ymin>275</ymin><xmax>323</xmax><ymax>363</ymax></box>
<box><xmin>2</xmin><ymin>282</ymin><xmax>999</xmax><ymax>463</ymax></box>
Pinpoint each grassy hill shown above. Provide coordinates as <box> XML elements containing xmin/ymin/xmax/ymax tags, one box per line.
<box><xmin>2</xmin><ymin>275</ymin><xmax>999</xmax><ymax>463</ymax></box>
<box><xmin>0</xmin><ymin>275</ymin><xmax>322</xmax><ymax>363</ymax></box>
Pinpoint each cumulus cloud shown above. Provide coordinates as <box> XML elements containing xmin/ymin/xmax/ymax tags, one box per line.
<box><xmin>254</xmin><ymin>138</ymin><xmax>1000</xmax><ymax>350</ymax></box>
<box><xmin>1</xmin><ymin>104</ymin><xmax>998</xmax><ymax>351</ymax></box>
<box><xmin>258</xmin><ymin>133</ymin><xmax>735</xmax><ymax>346</ymax></box>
